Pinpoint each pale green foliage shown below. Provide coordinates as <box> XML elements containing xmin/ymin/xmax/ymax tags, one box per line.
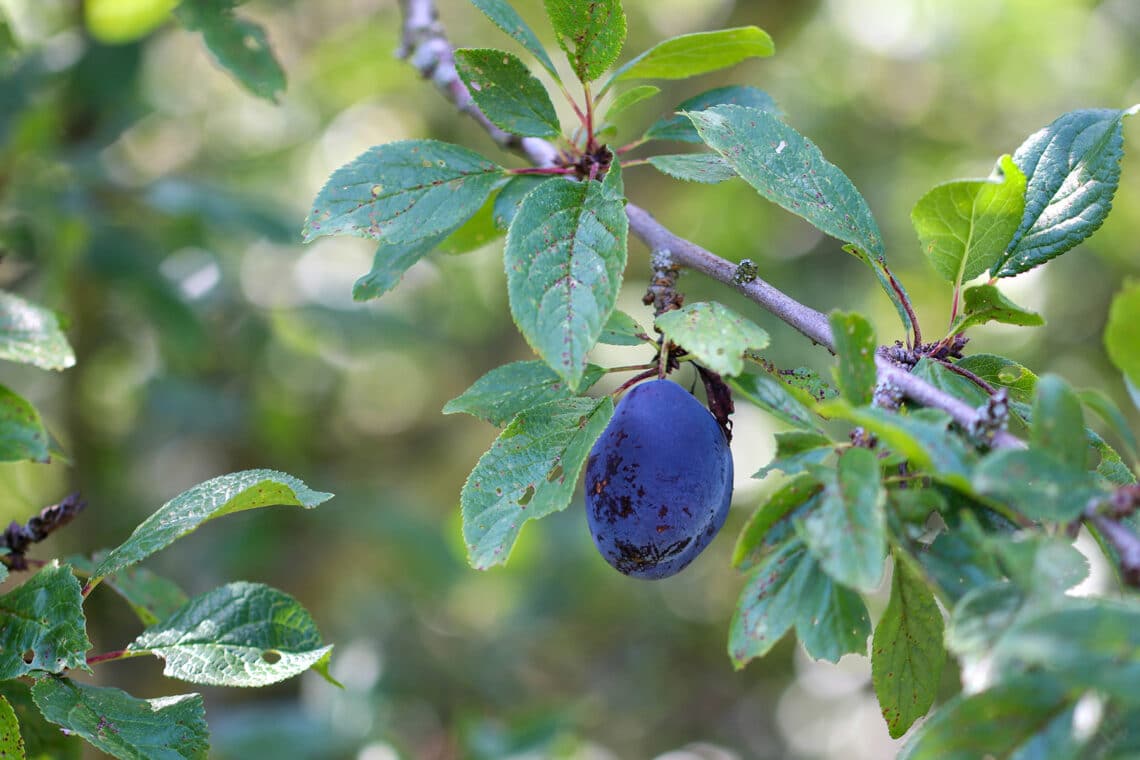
<box><xmin>174</xmin><ymin>0</ymin><xmax>286</xmax><ymax>101</ymax></box>
<box><xmin>0</xmin><ymin>564</ymin><xmax>90</xmax><ymax>680</ymax></box>
<box><xmin>608</xmin><ymin>26</ymin><xmax>773</xmax><ymax>84</ymax></box>
<box><xmin>455</xmin><ymin>48</ymin><xmax>561</xmax><ymax>137</ymax></box>
<box><xmin>543</xmin><ymin>0</ymin><xmax>625</xmax><ymax>82</ymax></box>
<box><xmin>647</xmin><ymin>154</ymin><xmax>736</xmax><ymax>184</ymax></box>
<box><xmin>0</xmin><ymin>291</ymin><xmax>75</xmax><ymax>370</ymax></box>
<box><xmin>655</xmin><ymin>301</ymin><xmax>769</xmax><ymax>376</ymax></box>
<box><xmin>443</xmin><ymin>360</ymin><xmax>606</xmax><ymax>426</ymax></box>
<box><xmin>0</xmin><ymin>385</ymin><xmax>49</xmax><ymax>463</ymax></box>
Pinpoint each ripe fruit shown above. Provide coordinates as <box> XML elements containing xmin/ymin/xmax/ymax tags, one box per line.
<box><xmin>585</xmin><ymin>379</ymin><xmax>733</xmax><ymax>579</ymax></box>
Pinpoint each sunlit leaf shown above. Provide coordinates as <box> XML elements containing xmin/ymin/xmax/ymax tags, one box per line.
<box><xmin>656</xmin><ymin>301</ymin><xmax>769</xmax><ymax>376</ymax></box>
<box><xmin>0</xmin><ymin>291</ymin><xmax>75</xmax><ymax>370</ymax></box>
<box><xmin>647</xmin><ymin>153</ymin><xmax>737</xmax><ymax>184</ymax></box>
<box><xmin>829</xmin><ymin>311</ymin><xmax>877</xmax><ymax>406</ymax></box>
<box><xmin>733</xmin><ymin>475</ymin><xmax>822</xmax><ymax>569</ymax></box>
<box><xmin>949</xmin><ymin>284</ymin><xmax>1043</xmax><ymax>336</ymax></box>
<box><xmin>0</xmin><ymin>694</ymin><xmax>23</xmax><ymax>759</ymax></box>
<box><xmin>493</xmin><ymin>174</ymin><xmax>550</xmax><ymax>230</ymax></box>
<box><xmin>598</xmin><ymin>309</ymin><xmax>650</xmax><ymax>345</ymax></box>
<box><xmin>0</xmin><ymin>384</ymin><xmax>50</xmax><ymax>463</ymax></box>
<box><xmin>470</xmin><ymin>0</ymin><xmax>560</xmax><ymax>80</ymax></box>
<box><xmin>608</xmin><ymin>26</ymin><xmax>773</xmax><ymax>84</ymax></box>
<box><xmin>454</xmin><ymin>48</ymin><xmax>560</xmax><ymax>137</ymax></box>
<box><xmin>729</xmin><ymin>372</ymin><xmax>821</xmax><ymax>433</ymax></box>
<box><xmin>645</xmin><ymin>85</ymin><xmax>778</xmax><ymax>144</ymax></box>
<box><xmin>543</xmin><ymin>0</ymin><xmax>625</xmax><ymax>83</ymax></box>
<box><xmin>1105</xmin><ymin>279</ymin><xmax>1140</xmax><ymax>391</ymax></box>
<box><xmin>603</xmin><ymin>85</ymin><xmax>659</xmax><ymax>122</ymax></box>
<box><xmin>443</xmin><ymin>360</ymin><xmax>606</xmax><ymax>426</ymax></box>
<box><xmin>174</xmin><ymin>0</ymin><xmax>286</xmax><ymax>102</ymax></box>
<box><xmin>0</xmin><ymin>564</ymin><xmax>90</xmax><ymax>679</ymax></box>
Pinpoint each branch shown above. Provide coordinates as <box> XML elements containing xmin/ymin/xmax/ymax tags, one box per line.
<box><xmin>2</xmin><ymin>493</ymin><xmax>87</xmax><ymax>570</ymax></box>
<box><xmin>395</xmin><ymin>0</ymin><xmax>1026</xmax><ymax>449</ymax></box>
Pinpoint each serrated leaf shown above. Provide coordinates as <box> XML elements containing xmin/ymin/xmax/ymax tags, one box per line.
<box><xmin>911</xmin><ymin>154</ymin><xmax>1026</xmax><ymax>289</ymax></box>
<box><xmin>0</xmin><ymin>564</ymin><xmax>90</xmax><ymax>679</ymax></box>
<box><xmin>829</xmin><ymin>311</ymin><xmax>877</xmax><ymax>406</ymax></box>
<box><xmin>437</xmin><ymin>191</ymin><xmax>503</xmax><ymax>254</ymax></box>
<box><xmin>1078</xmin><ymin>387</ymin><xmax>1139</xmax><ymax>462</ymax></box>
<box><xmin>0</xmin><ymin>681</ymin><xmax>81</xmax><ymax>760</ymax></box>
<box><xmin>655</xmin><ymin>301</ymin><xmax>769</xmax><ymax>376</ymax></box>
<box><xmin>442</xmin><ymin>360</ymin><xmax>605</xmax><ymax>426</ymax></box>
<box><xmin>753</xmin><ymin>430</ymin><xmax>834</xmax><ymax>479</ymax></box>
<box><xmin>68</xmin><ymin>554</ymin><xmax>188</xmax><ymax>627</ymax></box>
<box><xmin>873</xmin><ymin>555</ymin><xmax>945</xmax><ymax>739</ymax></box>
<box><xmin>598</xmin><ymin>309</ymin><xmax>649</xmax><ymax>345</ymax></box>
<box><xmin>0</xmin><ymin>694</ymin><xmax>24</xmax><ymax>759</ymax></box>
<box><xmin>607</xmin><ymin>26</ymin><xmax>774</xmax><ymax>85</ymax></box>
<box><xmin>455</xmin><ymin>48</ymin><xmax>561</xmax><ymax>137</ymax></box>
<box><xmin>729</xmin><ymin>539</ymin><xmax>810</xmax><ymax>666</ymax></box>
<box><xmin>129</xmin><ymin>582</ymin><xmax>331</xmax><ymax>687</ymax></box>
<box><xmin>1090</xmin><ymin>430</ymin><xmax>1136</xmax><ymax>487</ymax></box>
<box><xmin>647</xmin><ymin>153</ymin><xmax>736</xmax><ymax>184</ymax></box>
<box><xmin>949</xmin><ymin>284</ymin><xmax>1044</xmax><ymax>336</ymax></box>
<box><xmin>351</xmin><ymin>233</ymin><xmax>444</xmax><ymax>302</ymax></box>
<box><xmin>689</xmin><ymin>105</ymin><xmax>884</xmax><ymax>256</ymax></box>
<box><xmin>795</xmin><ymin>561</ymin><xmax>871</xmax><ymax>663</ymax></box>
<box><xmin>780</xmin><ymin>366</ymin><xmax>838</xmax><ymax>402</ymax></box>
<box><xmin>646</xmin><ymin>85</ymin><xmax>779</xmax><ymax>144</ymax></box>
<box><xmin>603</xmin><ymin>85</ymin><xmax>659</xmax><ymax>122</ymax></box>
<box><xmin>0</xmin><ymin>291</ymin><xmax>75</xmax><ymax>370</ymax></box>
<box><xmin>898</xmin><ymin>674</ymin><xmax>1078</xmax><ymax>760</ymax></box>
<box><xmin>32</xmin><ymin>677</ymin><xmax>208</xmax><ymax>760</ymax></box>
<box><xmin>174</xmin><ymin>0</ymin><xmax>285</xmax><ymax>102</ymax></box>
<box><xmin>0</xmin><ymin>384</ymin><xmax>50</xmax><ymax>463</ymax></box>
<box><xmin>974</xmin><ymin>448</ymin><xmax>1104</xmax><ymax>522</ymax></box>
<box><xmin>801</xmin><ymin>447</ymin><xmax>887</xmax><ymax>593</ymax></box>
<box><xmin>504</xmin><ymin>166</ymin><xmax>627</xmax><ymax>391</ymax></box>
<box><xmin>954</xmin><ymin>353</ymin><xmax>1038</xmax><ymax>405</ymax></box>
<box><xmin>1031</xmin><ymin>374</ymin><xmax>1087</xmax><ymax>470</ymax></box>
<box><xmin>469</xmin><ymin>0</ymin><xmax>560</xmax><ymax>81</ymax></box>
<box><xmin>729</xmin><ymin>372</ymin><xmax>821</xmax><ymax>432</ymax></box>
<box><xmin>493</xmin><ymin>174</ymin><xmax>551</xmax><ymax>230</ymax></box>
<box><xmin>303</xmin><ymin>140</ymin><xmax>505</xmax><ymax>245</ymax></box>
<box><xmin>461</xmin><ymin>396</ymin><xmax>613</xmax><ymax>568</ymax></box>
<box><xmin>1105</xmin><ymin>280</ymin><xmax>1140</xmax><ymax>391</ymax></box>
<box><xmin>93</xmin><ymin>470</ymin><xmax>333</xmax><ymax>581</ymax></box>
<box><xmin>994</xmin><ymin>106</ymin><xmax>1139</xmax><ymax>277</ymax></box>
<box><xmin>733</xmin><ymin>475</ymin><xmax>823</xmax><ymax>569</ymax></box>
<box><xmin>543</xmin><ymin>0</ymin><xmax>625</xmax><ymax>83</ymax></box>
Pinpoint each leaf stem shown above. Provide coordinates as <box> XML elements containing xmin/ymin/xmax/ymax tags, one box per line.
<box><xmin>884</xmin><ymin>263</ymin><xmax>922</xmax><ymax>347</ymax></box>
<box><xmin>611</xmin><ymin>368</ymin><xmax>658</xmax><ymax>398</ymax></box>
<box><xmin>86</xmin><ymin>648</ymin><xmax>146</xmax><ymax>667</ymax></box>
<box><xmin>937</xmin><ymin>358</ymin><xmax>997</xmax><ymax>395</ymax></box>
<box><xmin>616</xmin><ymin>138</ymin><xmax>647</xmax><ymax>155</ymax></box>
<box><xmin>509</xmin><ymin>166</ymin><xmax>576</xmax><ymax>176</ymax></box>
<box><xmin>604</xmin><ymin>363</ymin><xmax>656</xmax><ymax>374</ymax></box>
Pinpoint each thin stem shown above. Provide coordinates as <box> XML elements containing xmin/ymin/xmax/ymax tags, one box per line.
<box><xmin>616</xmin><ymin>138</ymin><xmax>648</xmax><ymax>155</ymax></box>
<box><xmin>558</xmin><ymin>82</ymin><xmax>590</xmax><ymax>131</ymax></box>
<box><xmin>938</xmin><ymin>358</ymin><xmax>997</xmax><ymax>395</ymax></box>
<box><xmin>884</xmin><ymin>263</ymin><xmax>922</xmax><ymax>347</ymax></box>
<box><xmin>86</xmin><ymin>648</ymin><xmax>147</xmax><ymax>667</ymax></box>
<box><xmin>619</xmin><ymin>158</ymin><xmax>650</xmax><ymax>169</ymax></box>
<box><xmin>611</xmin><ymin>368</ymin><xmax>658</xmax><ymax>397</ymax></box>
<box><xmin>509</xmin><ymin>166</ymin><xmax>575</xmax><ymax>176</ymax></box>
<box><xmin>605</xmin><ymin>363</ymin><xmax>656</xmax><ymax>374</ymax></box>
<box><xmin>949</xmin><ymin>284</ymin><xmax>962</xmax><ymax>326</ymax></box>
<box><xmin>583</xmin><ymin>82</ymin><xmax>597</xmax><ymax>153</ymax></box>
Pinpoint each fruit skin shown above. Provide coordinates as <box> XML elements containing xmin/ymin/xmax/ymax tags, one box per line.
<box><xmin>585</xmin><ymin>379</ymin><xmax>733</xmax><ymax>579</ymax></box>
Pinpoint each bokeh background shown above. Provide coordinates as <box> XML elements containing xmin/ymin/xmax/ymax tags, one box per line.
<box><xmin>2</xmin><ymin>0</ymin><xmax>1139</xmax><ymax>757</ymax></box>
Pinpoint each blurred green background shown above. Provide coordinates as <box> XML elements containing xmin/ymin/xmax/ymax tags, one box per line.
<box><xmin>1</xmin><ymin>0</ymin><xmax>1138</xmax><ymax>757</ymax></box>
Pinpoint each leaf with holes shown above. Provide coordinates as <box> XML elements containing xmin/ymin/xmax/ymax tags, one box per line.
<box><xmin>93</xmin><ymin>470</ymin><xmax>332</xmax><ymax>581</ymax></box>
<box><xmin>443</xmin><ymin>360</ymin><xmax>606</xmax><ymax>427</ymax></box>
<box><xmin>648</xmin><ymin>154</ymin><xmax>736</xmax><ymax>184</ymax></box>
<box><xmin>128</xmin><ymin>582</ymin><xmax>331</xmax><ymax>687</ymax></box>
<box><xmin>0</xmin><ymin>291</ymin><xmax>75</xmax><ymax>370</ymax></box>
<box><xmin>606</xmin><ymin>26</ymin><xmax>774</xmax><ymax>86</ymax></box>
<box><xmin>948</xmin><ymin>284</ymin><xmax>1043</xmax><ymax>336</ymax></box>
<box><xmin>994</xmin><ymin>106</ymin><xmax>1139</xmax><ymax>276</ymax></box>
<box><xmin>543</xmin><ymin>0</ymin><xmax>625</xmax><ymax>83</ymax></box>
<box><xmin>304</xmin><ymin>140</ymin><xmax>505</xmax><ymax>245</ymax></box>
<box><xmin>656</xmin><ymin>301</ymin><xmax>769</xmax><ymax>376</ymax></box>
<box><xmin>470</xmin><ymin>0</ymin><xmax>560</xmax><ymax>80</ymax></box>
<box><xmin>455</xmin><ymin>48</ymin><xmax>561</xmax><ymax>137</ymax></box>
<box><xmin>646</xmin><ymin>85</ymin><xmax>779</xmax><ymax>144</ymax></box>
<box><xmin>32</xmin><ymin>678</ymin><xmax>208</xmax><ymax>760</ymax></box>
<box><xmin>504</xmin><ymin>164</ymin><xmax>627</xmax><ymax>391</ymax></box>
<box><xmin>0</xmin><ymin>384</ymin><xmax>50</xmax><ymax>463</ymax></box>
<box><xmin>872</xmin><ymin>553</ymin><xmax>946</xmax><ymax>738</ymax></box>
<box><xmin>0</xmin><ymin>681</ymin><xmax>81</xmax><ymax>759</ymax></box>
<box><xmin>911</xmin><ymin>155</ymin><xmax>1026</xmax><ymax>290</ymax></box>
<box><xmin>829</xmin><ymin>311</ymin><xmax>877</xmax><ymax>406</ymax></box>
<box><xmin>0</xmin><ymin>564</ymin><xmax>90</xmax><ymax>679</ymax></box>
<box><xmin>174</xmin><ymin>0</ymin><xmax>285</xmax><ymax>101</ymax></box>
<box><xmin>462</xmin><ymin>396</ymin><xmax>613</xmax><ymax>569</ymax></box>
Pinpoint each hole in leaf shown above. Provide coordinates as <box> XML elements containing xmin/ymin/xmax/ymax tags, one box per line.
<box><xmin>547</xmin><ymin>464</ymin><xmax>564</xmax><ymax>482</ymax></box>
<box><xmin>518</xmin><ymin>485</ymin><xmax>535</xmax><ymax>507</ymax></box>
<box><xmin>261</xmin><ymin>650</ymin><xmax>282</xmax><ymax>664</ymax></box>
<box><xmin>21</xmin><ymin>649</ymin><xmax>34</xmax><ymax>664</ymax></box>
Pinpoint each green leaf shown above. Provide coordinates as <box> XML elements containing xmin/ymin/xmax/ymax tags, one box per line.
<box><xmin>842</xmin><ymin>244</ymin><xmax>917</xmax><ymax>339</ymax></box>
<box><xmin>948</xmin><ymin>284</ymin><xmax>1044</xmax><ymax>336</ymax></box>
<box><xmin>32</xmin><ymin>677</ymin><xmax>208</xmax><ymax>760</ymax></box>
<box><xmin>910</xmin><ymin>357</ymin><xmax>990</xmax><ymax>408</ymax></box>
<box><xmin>729</xmin><ymin>539</ymin><xmax>808</xmax><ymax>666</ymax></box>
<box><xmin>93</xmin><ymin>470</ymin><xmax>333</xmax><ymax>581</ymax></box>
<box><xmin>0</xmin><ymin>694</ymin><xmax>24</xmax><ymax>759</ymax></box>
<box><xmin>303</xmin><ymin>140</ymin><xmax>505</xmax><ymax>245</ymax></box>
<box><xmin>944</xmin><ymin>582</ymin><xmax>1024</xmax><ymax>667</ymax></box>
<box><xmin>779</xmin><ymin>366</ymin><xmax>838</xmax><ymax>402</ymax></box>
<box><xmin>493</xmin><ymin>175</ymin><xmax>551</xmax><ymax>230</ymax></box>
<box><xmin>454</xmin><ymin>48</ymin><xmax>561</xmax><ymax>137</ymax></box>
<box><xmin>0</xmin><ymin>384</ymin><xmax>50</xmax><ymax>463</ymax></box>
<box><xmin>689</xmin><ymin>105</ymin><xmax>884</xmax><ymax>256</ymax></box>
<box><xmin>753</xmin><ymin>430</ymin><xmax>834</xmax><ymax>478</ymax></box>
<box><xmin>603</xmin><ymin>85</ymin><xmax>660</xmax><ymax>122</ymax></box>
<box><xmin>543</xmin><ymin>0</ymin><xmax>625</xmax><ymax>83</ymax></box>
<box><xmin>801</xmin><ymin>447</ymin><xmax>887</xmax><ymax>593</ymax></box>
<box><xmin>174</xmin><ymin>0</ymin><xmax>285</xmax><ymax>102</ymax></box>
<box><xmin>352</xmin><ymin>234</ymin><xmax>446</xmax><ymax>302</ymax></box>
<box><xmin>0</xmin><ymin>681</ymin><xmax>81</xmax><ymax>759</ymax></box>
<box><xmin>996</xmin><ymin>535</ymin><xmax>1090</xmax><ymax>597</ymax></box>
<box><xmin>598</xmin><ymin>309</ymin><xmax>649</xmax><ymax>346</ymax></box>
<box><xmin>68</xmin><ymin>554</ymin><xmax>188</xmax><ymax>627</ymax></box>
<box><xmin>129</xmin><ymin>582</ymin><xmax>331</xmax><ymax>687</ymax></box>
<box><xmin>974</xmin><ymin>449</ymin><xmax>1103</xmax><ymax>522</ymax></box>
<box><xmin>794</xmin><ymin>561</ymin><xmax>871</xmax><ymax>663</ymax></box>
<box><xmin>733</xmin><ymin>475</ymin><xmax>823</xmax><ymax>569</ymax></box>
<box><xmin>607</xmin><ymin>26</ymin><xmax>774</xmax><ymax>84</ymax></box>
<box><xmin>655</xmin><ymin>301</ymin><xmax>769</xmax><ymax>376</ymax></box>
<box><xmin>898</xmin><ymin>674</ymin><xmax>1078</xmax><ymax>760</ymax></box>
<box><xmin>0</xmin><ymin>291</ymin><xmax>75</xmax><ymax>370</ymax></box>
<box><xmin>469</xmin><ymin>0</ymin><xmax>560</xmax><ymax>81</ymax></box>
<box><xmin>504</xmin><ymin>166</ymin><xmax>628</xmax><ymax>391</ymax></box>
<box><xmin>647</xmin><ymin>154</ymin><xmax>736</xmax><ymax>184</ymax></box>
<box><xmin>872</xmin><ymin>554</ymin><xmax>945</xmax><ymax>739</ymax></box>
<box><xmin>461</xmin><ymin>396</ymin><xmax>613</xmax><ymax>569</ymax></box>
<box><xmin>829</xmin><ymin>311</ymin><xmax>877</xmax><ymax>406</ymax></box>
<box><xmin>436</xmin><ymin>191</ymin><xmax>503</xmax><ymax>254</ymax></box>
<box><xmin>911</xmin><ymin>154</ymin><xmax>1026</xmax><ymax>289</ymax></box>
<box><xmin>0</xmin><ymin>564</ymin><xmax>90</xmax><ymax>679</ymax></box>
<box><xmin>1031</xmin><ymin>374</ymin><xmax>1087</xmax><ymax>470</ymax></box>
<box><xmin>994</xmin><ymin>106</ymin><xmax>1140</xmax><ymax>277</ymax></box>
<box><xmin>1079</xmin><ymin>387</ymin><xmax>1139</xmax><ymax>462</ymax></box>
<box><xmin>916</xmin><ymin>512</ymin><xmax>1002</xmax><ymax>604</ymax></box>
<box><xmin>954</xmin><ymin>353</ymin><xmax>1038</xmax><ymax>405</ymax></box>
<box><xmin>1105</xmin><ymin>279</ymin><xmax>1140</xmax><ymax>390</ymax></box>
<box><xmin>645</xmin><ymin>85</ymin><xmax>779</xmax><ymax>144</ymax></box>
<box><xmin>728</xmin><ymin>372</ymin><xmax>821</xmax><ymax>432</ymax></box>
<box><xmin>443</xmin><ymin>360</ymin><xmax>605</xmax><ymax>426</ymax></box>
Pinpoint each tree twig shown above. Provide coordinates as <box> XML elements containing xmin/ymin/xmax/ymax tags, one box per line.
<box><xmin>1</xmin><ymin>493</ymin><xmax>87</xmax><ymax>571</ymax></box>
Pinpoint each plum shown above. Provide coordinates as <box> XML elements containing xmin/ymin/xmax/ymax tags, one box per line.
<box><xmin>585</xmin><ymin>379</ymin><xmax>733</xmax><ymax>579</ymax></box>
